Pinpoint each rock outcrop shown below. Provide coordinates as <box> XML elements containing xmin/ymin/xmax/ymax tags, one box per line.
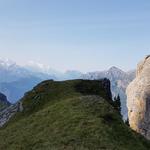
<box><xmin>0</xmin><ymin>92</ymin><xmax>11</xmax><ymax>110</ymax></box>
<box><xmin>0</xmin><ymin>102</ymin><xmax>23</xmax><ymax>127</ymax></box>
<box><xmin>127</xmin><ymin>55</ymin><xmax>150</xmax><ymax>139</ymax></box>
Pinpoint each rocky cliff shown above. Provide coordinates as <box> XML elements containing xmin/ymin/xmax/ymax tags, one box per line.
<box><xmin>127</xmin><ymin>55</ymin><xmax>150</xmax><ymax>139</ymax></box>
<box><xmin>82</xmin><ymin>67</ymin><xmax>135</xmax><ymax>119</ymax></box>
<box><xmin>0</xmin><ymin>92</ymin><xmax>10</xmax><ymax>110</ymax></box>
<box><xmin>0</xmin><ymin>102</ymin><xmax>23</xmax><ymax>127</ymax></box>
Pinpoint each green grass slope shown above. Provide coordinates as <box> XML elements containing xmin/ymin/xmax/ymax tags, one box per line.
<box><xmin>0</xmin><ymin>79</ymin><xmax>150</xmax><ymax>150</ymax></box>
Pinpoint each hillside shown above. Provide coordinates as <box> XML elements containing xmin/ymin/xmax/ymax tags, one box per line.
<box><xmin>0</xmin><ymin>93</ymin><xmax>10</xmax><ymax>110</ymax></box>
<box><xmin>0</xmin><ymin>79</ymin><xmax>149</xmax><ymax>150</ymax></box>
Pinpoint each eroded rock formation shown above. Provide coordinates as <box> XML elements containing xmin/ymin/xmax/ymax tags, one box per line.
<box><xmin>127</xmin><ymin>55</ymin><xmax>150</xmax><ymax>139</ymax></box>
<box><xmin>0</xmin><ymin>102</ymin><xmax>23</xmax><ymax>127</ymax></box>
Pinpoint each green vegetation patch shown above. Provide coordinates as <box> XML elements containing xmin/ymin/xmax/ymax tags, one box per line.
<box><xmin>0</xmin><ymin>80</ymin><xmax>149</xmax><ymax>150</ymax></box>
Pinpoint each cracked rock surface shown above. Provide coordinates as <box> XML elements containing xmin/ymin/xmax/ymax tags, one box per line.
<box><xmin>127</xmin><ymin>55</ymin><xmax>150</xmax><ymax>139</ymax></box>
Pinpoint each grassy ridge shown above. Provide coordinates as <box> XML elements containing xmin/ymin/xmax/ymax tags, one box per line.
<box><xmin>0</xmin><ymin>80</ymin><xmax>149</xmax><ymax>150</ymax></box>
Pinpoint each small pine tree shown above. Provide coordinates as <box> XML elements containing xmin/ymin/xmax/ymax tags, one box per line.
<box><xmin>117</xmin><ymin>94</ymin><xmax>121</xmax><ymax>113</ymax></box>
<box><xmin>114</xmin><ymin>94</ymin><xmax>121</xmax><ymax>115</ymax></box>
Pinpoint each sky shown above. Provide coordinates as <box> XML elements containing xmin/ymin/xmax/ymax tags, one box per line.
<box><xmin>0</xmin><ymin>0</ymin><xmax>150</xmax><ymax>72</ymax></box>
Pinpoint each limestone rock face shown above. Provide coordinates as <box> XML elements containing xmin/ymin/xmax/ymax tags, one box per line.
<box><xmin>127</xmin><ymin>55</ymin><xmax>150</xmax><ymax>139</ymax></box>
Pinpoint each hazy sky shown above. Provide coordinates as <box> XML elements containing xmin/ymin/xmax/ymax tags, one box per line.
<box><xmin>0</xmin><ymin>0</ymin><xmax>150</xmax><ymax>72</ymax></box>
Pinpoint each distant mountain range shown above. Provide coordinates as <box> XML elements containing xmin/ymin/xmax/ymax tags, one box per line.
<box><xmin>0</xmin><ymin>59</ymin><xmax>135</xmax><ymax>119</ymax></box>
<box><xmin>0</xmin><ymin>59</ymin><xmax>82</xmax><ymax>103</ymax></box>
<box><xmin>82</xmin><ymin>67</ymin><xmax>136</xmax><ymax>119</ymax></box>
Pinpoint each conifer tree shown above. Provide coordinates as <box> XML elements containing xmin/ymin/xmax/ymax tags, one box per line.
<box><xmin>114</xmin><ymin>94</ymin><xmax>121</xmax><ymax>115</ymax></box>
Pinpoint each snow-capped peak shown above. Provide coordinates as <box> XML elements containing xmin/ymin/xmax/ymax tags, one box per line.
<box><xmin>25</xmin><ymin>61</ymin><xmax>62</xmax><ymax>76</ymax></box>
<box><xmin>0</xmin><ymin>58</ymin><xmax>17</xmax><ymax>68</ymax></box>
<box><xmin>26</xmin><ymin>61</ymin><xmax>51</xmax><ymax>72</ymax></box>
<box><xmin>108</xmin><ymin>66</ymin><xmax>124</xmax><ymax>73</ymax></box>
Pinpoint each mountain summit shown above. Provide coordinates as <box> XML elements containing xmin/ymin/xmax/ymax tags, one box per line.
<box><xmin>109</xmin><ymin>66</ymin><xmax>124</xmax><ymax>73</ymax></box>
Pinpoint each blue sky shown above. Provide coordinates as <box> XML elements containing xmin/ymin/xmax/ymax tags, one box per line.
<box><xmin>0</xmin><ymin>0</ymin><xmax>149</xmax><ymax>72</ymax></box>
